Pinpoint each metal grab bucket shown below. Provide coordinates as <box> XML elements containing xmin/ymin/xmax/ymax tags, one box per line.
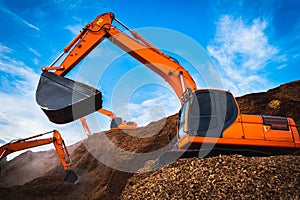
<box><xmin>36</xmin><ymin>71</ymin><xmax>102</xmax><ymax>124</ymax></box>
<box><xmin>64</xmin><ymin>170</ymin><xmax>79</xmax><ymax>184</ymax></box>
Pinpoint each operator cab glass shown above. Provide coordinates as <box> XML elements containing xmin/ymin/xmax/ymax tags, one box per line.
<box><xmin>110</xmin><ymin>117</ymin><xmax>123</xmax><ymax>129</ymax></box>
<box><xmin>178</xmin><ymin>89</ymin><xmax>238</xmax><ymax>138</ymax></box>
<box><xmin>178</xmin><ymin>103</ymin><xmax>188</xmax><ymax>139</ymax></box>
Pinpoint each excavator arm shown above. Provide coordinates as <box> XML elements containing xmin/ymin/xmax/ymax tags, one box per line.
<box><xmin>98</xmin><ymin>109</ymin><xmax>116</xmax><ymax>118</ymax></box>
<box><xmin>45</xmin><ymin>12</ymin><xmax>196</xmax><ymax>100</ymax></box>
<box><xmin>80</xmin><ymin>117</ymin><xmax>92</xmax><ymax>136</ymax></box>
<box><xmin>0</xmin><ymin>130</ymin><xmax>78</xmax><ymax>184</ymax></box>
<box><xmin>36</xmin><ymin>12</ymin><xmax>196</xmax><ymax>124</ymax></box>
<box><xmin>0</xmin><ymin>133</ymin><xmax>54</xmax><ymax>159</ymax></box>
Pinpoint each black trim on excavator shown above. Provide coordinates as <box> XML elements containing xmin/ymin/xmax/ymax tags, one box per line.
<box><xmin>262</xmin><ymin>115</ymin><xmax>289</xmax><ymax>131</ymax></box>
<box><xmin>154</xmin><ymin>144</ymin><xmax>299</xmax><ymax>169</ymax></box>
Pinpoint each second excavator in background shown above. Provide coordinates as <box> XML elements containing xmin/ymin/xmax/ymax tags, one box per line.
<box><xmin>98</xmin><ymin>109</ymin><xmax>137</xmax><ymax>130</ymax></box>
<box><xmin>80</xmin><ymin>110</ymin><xmax>137</xmax><ymax>136</ymax></box>
<box><xmin>0</xmin><ymin>130</ymin><xmax>78</xmax><ymax>184</ymax></box>
<box><xmin>35</xmin><ymin>12</ymin><xmax>300</xmax><ymax>166</ymax></box>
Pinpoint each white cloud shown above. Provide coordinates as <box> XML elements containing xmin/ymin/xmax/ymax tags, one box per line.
<box><xmin>33</xmin><ymin>58</ymin><xmax>39</xmax><ymax>65</ymax></box>
<box><xmin>28</xmin><ymin>47</ymin><xmax>41</xmax><ymax>65</ymax></box>
<box><xmin>65</xmin><ymin>24</ymin><xmax>84</xmax><ymax>35</ymax></box>
<box><xmin>0</xmin><ymin>44</ymin><xmax>13</xmax><ymax>54</ymax></box>
<box><xmin>118</xmin><ymin>93</ymin><xmax>179</xmax><ymax>127</ymax></box>
<box><xmin>277</xmin><ymin>64</ymin><xmax>287</xmax><ymax>70</ymax></box>
<box><xmin>0</xmin><ymin>44</ymin><xmax>82</xmax><ymax>159</ymax></box>
<box><xmin>28</xmin><ymin>47</ymin><xmax>41</xmax><ymax>57</ymax></box>
<box><xmin>207</xmin><ymin>15</ymin><xmax>281</xmax><ymax>96</ymax></box>
<box><xmin>0</xmin><ymin>5</ymin><xmax>39</xmax><ymax>31</ymax></box>
<box><xmin>0</xmin><ymin>58</ymin><xmax>38</xmax><ymax>95</ymax></box>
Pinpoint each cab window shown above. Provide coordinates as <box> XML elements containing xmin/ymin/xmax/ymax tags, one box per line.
<box><xmin>178</xmin><ymin>102</ymin><xmax>187</xmax><ymax>139</ymax></box>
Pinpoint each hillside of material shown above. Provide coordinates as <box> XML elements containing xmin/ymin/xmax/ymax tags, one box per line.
<box><xmin>0</xmin><ymin>80</ymin><xmax>299</xmax><ymax>199</ymax></box>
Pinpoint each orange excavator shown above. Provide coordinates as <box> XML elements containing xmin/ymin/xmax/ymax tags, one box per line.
<box><xmin>79</xmin><ymin>109</ymin><xmax>137</xmax><ymax>135</ymax></box>
<box><xmin>35</xmin><ymin>12</ymin><xmax>300</xmax><ymax>165</ymax></box>
<box><xmin>0</xmin><ymin>130</ymin><xmax>78</xmax><ymax>184</ymax></box>
<box><xmin>80</xmin><ymin>117</ymin><xmax>92</xmax><ymax>136</ymax></box>
<box><xmin>98</xmin><ymin>109</ymin><xmax>137</xmax><ymax>130</ymax></box>
<box><xmin>80</xmin><ymin>110</ymin><xmax>136</xmax><ymax>135</ymax></box>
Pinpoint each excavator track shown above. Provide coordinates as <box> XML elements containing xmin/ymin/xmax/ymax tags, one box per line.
<box><xmin>153</xmin><ymin>145</ymin><xmax>299</xmax><ymax>169</ymax></box>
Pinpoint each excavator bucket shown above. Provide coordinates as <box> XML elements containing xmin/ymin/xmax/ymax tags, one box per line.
<box><xmin>36</xmin><ymin>71</ymin><xmax>102</xmax><ymax>124</ymax></box>
<box><xmin>64</xmin><ymin>170</ymin><xmax>79</xmax><ymax>184</ymax></box>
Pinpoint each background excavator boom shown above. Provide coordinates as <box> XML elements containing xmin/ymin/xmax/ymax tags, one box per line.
<box><xmin>0</xmin><ymin>130</ymin><xmax>78</xmax><ymax>184</ymax></box>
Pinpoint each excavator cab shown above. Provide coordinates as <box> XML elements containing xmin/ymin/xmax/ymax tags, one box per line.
<box><xmin>36</xmin><ymin>71</ymin><xmax>102</xmax><ymax>124</ymax></box>
<box><xmin>155</xmin><ymin>89</ymin><xmax>299</xmax><ymax>168</ymax></box>
<box><xmin>177</xmin><ymin>88</ymin><xmax>299</xmax><ymax>152</ymax></box>
<box><xmin>110</xmin><ymin>117</ymin><xmax>123</xmax><ymax>129</ymax></box>
<box><xmin>178</xmin><ymin>89</ymin><xmax>238</xmax><ymax>145</ymax></box>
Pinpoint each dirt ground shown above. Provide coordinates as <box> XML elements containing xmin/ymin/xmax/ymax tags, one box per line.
<box><xmin>236</xmin><ymin>80</ymin><xmax>300</xmax><ymax>131</ymax></box>
<box><xmin>0</xmin><ymin>114</ymin><xmax>178</xmax><ymax>200</ymax></box>
<box><xmin>0</xmin><ymin>80</ymin><xmax>299</xmax><ymax>200</ymax></box>
<box><xmin>122</xmin><ymin>154</ymin><xmax>300</xmax><ymax>199</ymax></box>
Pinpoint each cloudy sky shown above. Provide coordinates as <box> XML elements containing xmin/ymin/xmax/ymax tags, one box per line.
<box><xmin>0</xmin><ymin>0</ymin><xmax>299</xmax><ymax>154</ymax></box>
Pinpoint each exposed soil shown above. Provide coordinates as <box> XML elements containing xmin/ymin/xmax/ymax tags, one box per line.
<box><xmin>0</xmin><ymin>142</ymin><xmax>80</xmax><ymax>188</ymax></box>
<box><xmin>0</xmin><ymin>80</ymin><xmax>299</xmax><ymax>200</ymax></box>
<box><xmin>122</xmin><ymin>155</ymin><xmax>300</xmax><ymax>200</ymax></box>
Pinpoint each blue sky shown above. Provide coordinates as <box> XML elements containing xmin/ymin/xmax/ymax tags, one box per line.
<box><xmin>0</xmin><ymin>0</ymin><xmax>299</xmax><ymax>153</ymax></box>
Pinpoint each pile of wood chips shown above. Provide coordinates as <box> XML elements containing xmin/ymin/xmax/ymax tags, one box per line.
<box><xmin>122</xmin><ymin>154</ymin><xmax>300</xmax><ymax>199</ymax></box>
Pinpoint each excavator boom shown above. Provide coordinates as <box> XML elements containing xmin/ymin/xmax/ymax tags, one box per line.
<box><xmin>0</xmin><ymin>131</ymin><xmax>53</xmax><ymax>160</ymax></box>
<box><xmin>36</xmin><ymin>12</ymin><xmax>196</xmax><ymax>124</ymax></box>
<box><xmin>0</xmin><ymin>130</ymin><xmax>78</xmax><ymax>184</ymax></box>
<box><xmin>55</xmin><ymin>12</ymin><xmax>196</xmax><ymax>98</ymax></box>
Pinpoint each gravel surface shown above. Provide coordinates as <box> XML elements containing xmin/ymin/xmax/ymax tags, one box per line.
<box><xmin>0</xmin><ymin>81</ymin><xmax>299</xmax><ymax>200</ymax></box>
<box><xmin>122</xmin><ymin>155</ymin><xmax>300</xmax><ymax>200</ymax></box>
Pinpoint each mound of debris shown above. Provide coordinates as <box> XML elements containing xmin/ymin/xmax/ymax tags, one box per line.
<box><xmin>0</xmin><ymin>114</ymin><xmax>179</xmax><ymax>200</ymax></box>
<box><xmin>236</xmin><ymin>80</ymin><xmax>300</xmax><ymax>131</ymax></box>
<box><xmin>0</xmin><ymin>150</ymin><xmax>58</xmax><ymax>188</ymax></box>
<box><xmin>0</xmin><ymin>80</ymin><xmax>299</xmax><ymax>200</ymax></box>
<box><xmin>0</xmin><ymin>141</ymin><xmax>80</xmax><ymax>188</ymax></box>
<box><xmin>122</xmin><ymin>155</ymin><xmax>300</xmax><ymax>199</ymax></box>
